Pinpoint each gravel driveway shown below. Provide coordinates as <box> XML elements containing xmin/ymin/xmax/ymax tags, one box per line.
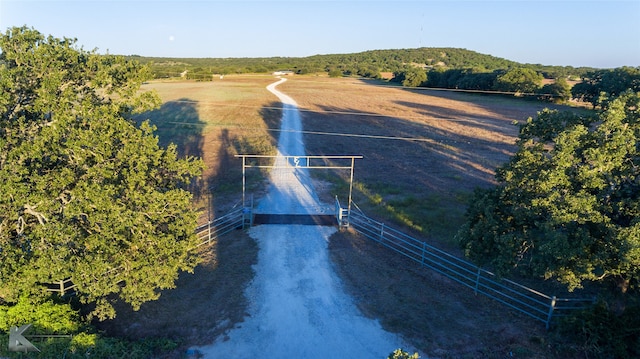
<box><xmin>192</xmin><ymin>78</ymin><xmax>412</xmax><ymax>358</ymax></box>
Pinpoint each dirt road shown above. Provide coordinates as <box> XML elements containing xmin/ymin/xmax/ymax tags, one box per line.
<box><xmin>191</xmin><ymin>78</ymin><xmax>413</xmax><ymax>358</ymax></box>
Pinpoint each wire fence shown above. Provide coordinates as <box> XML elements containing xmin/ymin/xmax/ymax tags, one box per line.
<box><xmin>342</xmin><ymin>199</ymin><xmax>595</xmax><ymax>329</ymax></box>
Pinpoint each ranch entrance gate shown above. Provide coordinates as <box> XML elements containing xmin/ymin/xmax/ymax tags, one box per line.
<box><xmin>236</xmin><ymin>154</ymin><xmax>362</xmax><ymax>227</ymax></box>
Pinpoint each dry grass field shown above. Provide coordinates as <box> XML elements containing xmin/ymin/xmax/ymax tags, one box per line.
<box><xmin>134</xmin><ymin>76</ymin><xmax>281</xmax><ymax>216</ymax></box>
<box><xmin>100</xmin><ymin>75</ymin><xmax>589</xmax><ymax>358</ymax></box>
<box><xmin>282</xmin><ymin>77</ymin><xmax>540</xmax><ymax>246</ymax></box>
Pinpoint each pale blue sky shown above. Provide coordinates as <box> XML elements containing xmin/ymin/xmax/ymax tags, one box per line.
<box><xmin>1</xmin><ymin>0</ymin><xmax>639</xmax><ymax>68</ymax></box>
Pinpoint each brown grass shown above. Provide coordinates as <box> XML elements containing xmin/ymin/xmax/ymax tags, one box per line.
<box><xmin>282</xmin><ymin>76</ymin><xmax>574</xmax><ymax>249</ymax></box>
<box><xmin>283</xmin><ymin>76</ymin><xmax>584</xmax><ymax>358</ymax></box>
<box><xmin>102</xmin><ymin>75</ymin><xmax>587</xmax><ymax>358</ymax></box>
<box><xmin>137</xmin><ymin>76</ymin><xmax>280</xmax><ymax>216</ymax></box>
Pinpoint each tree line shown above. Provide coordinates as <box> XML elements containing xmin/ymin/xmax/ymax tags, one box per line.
<box><xmin>130</xmin><ymin>47</ymin><xmax>596</xmax><ymax>83</ymax></box>
<box><xmin>392</xmin><ymin>65</ymin><xmax>640</xmax><ymax>106</ymax></box>
<box><xmin>133</xmin><ymin>48</ymin><xmax>639</xmax><ymax>109</ymax></box>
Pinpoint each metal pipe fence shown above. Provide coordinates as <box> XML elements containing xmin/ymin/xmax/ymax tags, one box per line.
<box><xmin>194</xmin><ymin>206</ymin><xmax>250</xmax><ymax>248</ymax></box>
<box><xmin>48</xmin><ymin>195</ymin><xmax>595</xmax><ymax>329</ymax></box>
<box><xmin>343</xmin><ymin>200</ymin><xmax>595</xmax><ymax>329</ymax></box>
<box><xmin>48</xmin><ymin>205</ymin><xmax>250</xmax><ymax>296</ymax></box>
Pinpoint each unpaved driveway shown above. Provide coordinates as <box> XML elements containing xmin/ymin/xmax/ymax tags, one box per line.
<box><xmin>192</xmin><ymin>78</ymin><xmax>412</xmax><ymax>358</ymax></box>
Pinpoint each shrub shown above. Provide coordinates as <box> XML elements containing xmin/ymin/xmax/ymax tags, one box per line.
<box><xmin>0</xmin><ymin>296</ymin><xmax>80</xmax><ymax>333</ymax></box>
<box><xmin>388</xmin><ymin>348</ymin><xmax>420</xmax><ymax>359</ymax></box>
<box><xmin>558</xmin><ymin>301</ymin><xmax>640</xmax><ymax>358</ymax></box>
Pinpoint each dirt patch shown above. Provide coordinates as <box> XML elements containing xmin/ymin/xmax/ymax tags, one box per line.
<box><xmin>96</xmin><ymin>227</ymin><xmax>258</xmax><ymax>357</ymax></box>
<box><xmin>329</xmin><ymin>228</ymin><xmax>551</xmax><ymax>358</ymax></box>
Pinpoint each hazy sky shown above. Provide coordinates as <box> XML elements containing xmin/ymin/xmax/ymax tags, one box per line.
<box><xmin>1</xmin><ymin>0</ymin><xmax>639</xmax><ymax>68</ymax></box>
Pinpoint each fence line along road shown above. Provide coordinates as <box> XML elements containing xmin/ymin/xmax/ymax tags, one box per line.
<box><xmin>340</xmin><ymin>199</ymin><xmax>595</xmax><ymax>329</ymax></box>
<box><xmin>49</xmin><ymin>197</ymin><xmax>594</xmax><ymax>330</ymax></box>
<box><xmin>47</xmin><ymin>204</ymin><xmax>250</xmax><ymax>296</ymax></box>
<box><xmin>194</xmin><ymin>206</ymin><xmax>252</xmax><ymax>248</ymax></box>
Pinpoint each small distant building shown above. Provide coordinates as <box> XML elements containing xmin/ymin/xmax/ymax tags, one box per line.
<box><xmin>272</xmin><ymin>70</ymin><xmax>294</xmax><ymax>76</ymax></box>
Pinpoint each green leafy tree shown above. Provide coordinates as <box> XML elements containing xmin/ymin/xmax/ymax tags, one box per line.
<box><xmin>493</xmin><ymin>67</ymin><xmax>543</xmax><ymax>94</ymax></box>
<box><xmin>539</xmin><ymin>77</ymin><xmax>572</xmax><ymax>103</ymax></box>
<box><xmin>457</xmin><ymin>92</ymin><xmax>640</xmax><ymax>292</ymax></box>
<box><xmin>572</xmin><ymin>67</ymin><xmax>640</xmax><ymax>108</ymax></box>
<box><xmin>570</xmin><ymin>80</ymin><xmax>600</xmax><ymax>108</ymax></box>
<box><xmin>0</xmin><ymin>27</ymin><xmax>203</xmax><ymax>320</ymax></box>
<box><xmin>398</xmin><ymin>67</ymin><xmax>427</xmax><ymax>87</ymax></box>
<box><xmin>455</xmin><ymin>69</ymin><xmax>498</xmax><ymax>90</ymax></box>
<box><xmin>327</xmin><ymin>68</ymin><xmax>343</xmax><ymax>78</ymax></box>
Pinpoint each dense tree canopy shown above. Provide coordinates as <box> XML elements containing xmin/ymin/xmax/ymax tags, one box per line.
<box><xmin>132</xmin><ymin>47</ymin><xmax>594</xmax><ymax>81</ymax></box>
<box><xmin>493</xmin><ymin>67</ymin><xmax>543</xmax><ymax>94</ymax></box>
<box><xmin>457</xmin><ymin>92</ymin><xmax>640</xmax><ymax>293</ymax></box>
<box><xmin>393</xmin><ymin>66</ymin><xmax>427</xmax><ymax>87</ymax></box>
<box><xmin>539</xmin><ymin>77</ymin><xmax>572</xmax><ymax>103</ymax></box>
<box><xmin>0</xmin><ymin>27</ymin><xmax>203</xmax><ymax>320</ymax></box>
<box><xmin>571</xmin><ymin>66</ymin><xmax>640</xmax><ymax>108</ymax></box>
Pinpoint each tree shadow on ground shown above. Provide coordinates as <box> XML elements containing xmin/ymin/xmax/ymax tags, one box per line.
<box><xmin>204</xmin><ymin>101</ymin><xmax>282</xmax><ymax>210</ymax></box>
<box><xmin>259</xmin><ymin>101</ymin><xmax>282</xmax><ymax>151</ymax></box>
<box><xmin>97</xmin><ymin>98</ymin><xmax>263</xmax><ymax>355</ymax></box>
<box><xmin>301</xmin><ymin>103</ymin><xmax>509</xmax><ymax>194</ymax></box>
<box><xmin>135</xmin><ymin>99</ymin><xmax>206</xmax><ymax>159</ymax></box>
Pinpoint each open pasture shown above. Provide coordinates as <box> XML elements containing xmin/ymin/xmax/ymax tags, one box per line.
<box><xmin>137</xmin><ymin>76</ymin><xmax>280</xmax><ymax>218</ymax></box>
<box><xmin>282</xmin><ymin>76</ymin><xmax>570</xmax><ymax>245</ymax></box>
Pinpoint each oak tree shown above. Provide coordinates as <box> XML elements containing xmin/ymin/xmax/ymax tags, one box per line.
<box><xmin>394</xmin><ymin>66</ymin><xmax>427</xmax><ymax>87</ymax></box>
<box><xmin>539</xmin><ymin>77</ymin><xmax>572</xmax><ymax>103</ymax></box>
<box><xmin>571</xmin><ymin>67</ymin><xmax>640</xmax><ymax>109</ymax></box>
<box><xmin>493</xmin><ymin>67</ymin><xmax>543</xmax><ymax>94</ymax></box>
<box><xmin>457</xmin><ymin>92</ymin><xmax>640</xmax><ymax>293</ymax></box>
<box><xmin>0</xmin><ymin>27</ymin><xmax>203</xmax><ymax>320</ymax></box>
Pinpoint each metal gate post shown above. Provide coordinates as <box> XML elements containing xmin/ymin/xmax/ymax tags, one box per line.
<box><xmin>347</xmin><ymin>156</ymin><xmax>355</xmax><ymax>226</ymax></box>
<box><xmin>235</xmin><ymin>155</ymin><xmax>361</xmax><ymax>227</ymax></box>
<box><xmin>546</xmin><ymin>296</ymin><xmax>557</xmax><ymax>330</ymax></box>
<box><xmin>241</xmin><ymin>155</ymin><xmax>246</xmax><ymax>208</ymax></box>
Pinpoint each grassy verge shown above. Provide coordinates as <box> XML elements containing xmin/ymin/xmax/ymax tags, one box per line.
<box><xmin>281</xmin><ymin>75</ymin><xmax>576</xmax><ymax>248</ymax></box>
<box><xmin>0</xmin><ymin>333</ymin><xmax>179</xmax><ymax>359</ymax></box>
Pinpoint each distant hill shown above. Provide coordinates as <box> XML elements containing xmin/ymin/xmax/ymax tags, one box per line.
<box><xmin>128</xmin><ymin>47</ymin><xmax>596</xmax><ymax>81</ymax></box>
